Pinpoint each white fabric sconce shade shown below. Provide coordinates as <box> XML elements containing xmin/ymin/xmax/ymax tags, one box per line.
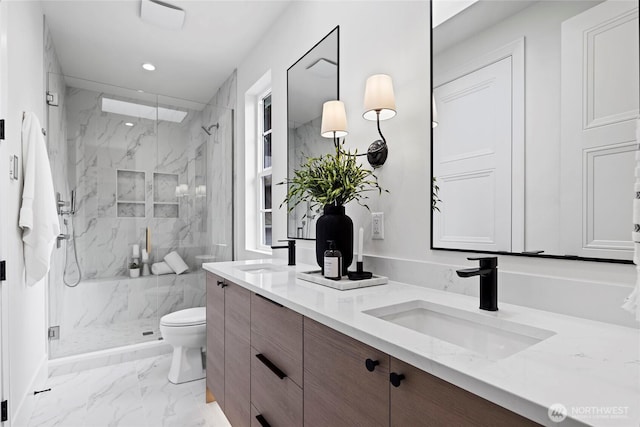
<box><xmin>363</xmin><ymin>74</ymin><xmax>396</xmax><ymax>121</ymax></box>
<box><xmin>432</xmin><ymin>95</ymin><xmax>439</xmax><ymax>128</ymax></box>
<box><xmin>321</xmin><ymin>100</ymin><xmax>348</xmax><ymax>138</ymax></box>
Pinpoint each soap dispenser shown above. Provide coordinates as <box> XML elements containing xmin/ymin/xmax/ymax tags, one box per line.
<box><xmin>323</xmin><ymin>240</ymin><xmax>342</xmax><ymax>280</ymax></box>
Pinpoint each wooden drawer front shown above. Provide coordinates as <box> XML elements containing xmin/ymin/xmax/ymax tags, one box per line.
<box><xmin>225</xmin><ymin>283</ymin><xmax>251</xmax><ymax>427</ymax></box>
<box><xmin>205</xmin><ymin>272</ymin><xmax>225</xmax><ymax>408</ymax></box>
<box><xmin>252</xmin><ymin>404</ymin><xmax>280</xmax><ymax>427</ymax></box>
<box><xmin>389</xmin><ymin>357</ymin><xmax>540</xmax><ymax>427</ymax></box>
<box><xmin>251</xmin><ymin>293</ymin><xmax>303</xmax><ymax>386</ymax></box>
<box><xmin>304</xmin><ymin>318</ymin><xmax>389</xmax><ymax>427</ymax></box>
<box><xmin>251</xmin><ymin>347</ymin><xmax>303</xmax><ymax>427</ymax></box>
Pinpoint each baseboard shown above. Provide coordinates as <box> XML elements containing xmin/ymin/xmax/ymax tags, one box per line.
<box><xmin>12</xmin><ymin>353</ymin><xmax>47</xmax><ymax>427</ymax></box>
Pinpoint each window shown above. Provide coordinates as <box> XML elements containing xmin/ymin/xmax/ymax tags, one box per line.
<box><xmin>258</xmin><ymin>92</ymin><xmax>272</xmax><ymax>248</ymax></box>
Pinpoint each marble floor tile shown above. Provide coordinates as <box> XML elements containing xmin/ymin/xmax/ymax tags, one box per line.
<box><xmin>30</xmin><ymin>355</ymin><xmax>231</xmax><ymax>427</ymax></box>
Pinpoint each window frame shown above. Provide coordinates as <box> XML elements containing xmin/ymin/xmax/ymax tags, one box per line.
<box><xmin>257</xmin><ymin>89</ymin><xmax>273</xmax><ymax>250</ymax></box>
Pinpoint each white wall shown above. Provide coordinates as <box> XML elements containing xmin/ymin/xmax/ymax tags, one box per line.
<box><xmin>2</xmin><ymin>1</ymin><xmax>49</xmax><ymax>424</ymax></box>
<box><xmin>236</xmin><ymin>1</ymin><xmax>432</xmax><ymax>260</ymax></box>
<box><xmin>234</xmin><ymin>1</ymin><xmax>637</xmax><ymax>327</ymax></box>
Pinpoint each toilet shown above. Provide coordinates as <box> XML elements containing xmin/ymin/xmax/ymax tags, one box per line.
<box><xmin>160</xmin><ymin>307</ymin><xmax>206</xmax><ymax>384</ymax></box>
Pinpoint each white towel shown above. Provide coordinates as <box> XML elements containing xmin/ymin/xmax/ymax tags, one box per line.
<box><xmin>19</xmin><ymin>112</ymin><xmax>60</xmax><ymax>286</ymax></box>
<box><xmin>151</xmin><ymin>262</ymin><xmax>173</xmax><ymax>275</ymax></box>
<box><xmin>164</xmin><ymin>251</ymin><xmax>189</xmax><ymax>275</ymax></box>
<box><xmin>623</xmin><ymin>118</ymin><xmax>640</xmax><ymax>321</ymax></box>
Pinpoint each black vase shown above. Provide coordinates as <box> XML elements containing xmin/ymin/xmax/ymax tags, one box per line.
<box><xmin>316</xmin><ymin>205</ymin><xmax>353</xmax><ymax>276</ymax></box>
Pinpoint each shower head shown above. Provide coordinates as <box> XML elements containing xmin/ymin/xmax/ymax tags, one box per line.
<box><xmin>201</xmin><ymin>123</ymin><xmax>219</xmax><ymax>136</ymax></box>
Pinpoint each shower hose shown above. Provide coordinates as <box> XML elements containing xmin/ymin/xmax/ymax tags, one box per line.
<box><xmin>63</xmin><ymin>217</ymin><xmax>82</xmax><ymax>287</ymax></box>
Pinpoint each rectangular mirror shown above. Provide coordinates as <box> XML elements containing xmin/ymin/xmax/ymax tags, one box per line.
<box><xmin>287</xmin><ymin>26</ymin><xmax>339</xmax><ymax>240</ymax></box>
<box><xmin>431</xmin><ymin>0</ymin><xmax>639</xmax><ymax>262</ymax></box>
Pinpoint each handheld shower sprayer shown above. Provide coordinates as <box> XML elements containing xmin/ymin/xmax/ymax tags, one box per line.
<box><xmin>70</xmin><ymin>190</ymin><xmax>76</xmax><ymax>215</ymax></box>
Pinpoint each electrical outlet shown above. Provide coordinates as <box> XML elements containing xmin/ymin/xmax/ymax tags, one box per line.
<box><xmin>372</xmin><ymin>212</ymin><xmax>384</xmax><ymax>240</ymax></box>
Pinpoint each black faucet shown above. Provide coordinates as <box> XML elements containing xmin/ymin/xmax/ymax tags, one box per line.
<box><xmin>456</xmin><ymin>257</ymin><xmax>498</xmax><ymax>311</ymax></box>
<box><xmin>271</xmin><ymin>239</ymin><xmax>296</xmax><ymax>266</ymax></box>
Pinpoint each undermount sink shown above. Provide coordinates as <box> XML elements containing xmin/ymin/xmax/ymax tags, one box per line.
<box><xmin>363</xmin><ymin>300</ymin><xmax>555</xmax><ymax>360</ymax></box>
<box><xmin>235</xmin><ymin>263</ymin><xmax>287</xmax><ymax>274</ymax></box>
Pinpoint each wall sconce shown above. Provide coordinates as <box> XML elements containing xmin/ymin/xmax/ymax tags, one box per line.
<box><xmin>363</xmin><ymin>74</ymin><xmax>396</xmax><ymax>168</ymax></box>
<box><xmin>432</xmin><ymin>95</ymin><xmax>438</xmax><ymax>128</ymax></box>
<box><xmin>321</xmin><ymin>100</ymin><xmax>349</xmax><ymax>148</ymax></box>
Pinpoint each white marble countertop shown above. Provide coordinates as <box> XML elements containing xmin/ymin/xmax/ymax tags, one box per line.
<box><xmin>203</xmin><ymin>259</ymin><xmax>640</xmax><ymax>427</ymax></box>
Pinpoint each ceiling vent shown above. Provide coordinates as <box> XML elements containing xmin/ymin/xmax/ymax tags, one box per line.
<box><xmin>140</xmin><ymin>0</ymin><xmax>185</xmax><ymax>30</ymax></box>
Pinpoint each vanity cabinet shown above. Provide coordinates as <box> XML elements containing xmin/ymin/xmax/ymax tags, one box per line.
<box><xmin>205</xmin><ymin>272</ymin><xmax>225</xmax><ymax>408</ymax></box>
<box><xmin>304</xmin><ymin>318</ymin><xmax>390</xmax><ymax>427</ymax></box>
<box><xmin>206</xmin><ymin>273</ymin><xmax>539</xmax><ymax>427</ymax></box>
<box><xmin>205</xmin><ymin>273</ymin><xmax>251</xmax><ymax>427</ymax></box>
<box><xmin>389</xmin><ymin>357</ymin><xmax>539</xmax><ymax>427</ymax></box>
<box><xmin>250</xmin><ymin>293</ymin><xmax>303</xmax><ymax>427</ymax></box>
<box><xmin>304</xmin><ymin>318</ymin><xmax>539</xmax><ymax>427</ymax></box>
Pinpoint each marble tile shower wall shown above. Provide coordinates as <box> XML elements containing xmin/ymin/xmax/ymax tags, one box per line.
<box><xmin>64</xmin><ymin>87</ymin><xmax>211</xmax><ymax>279</ymax></box>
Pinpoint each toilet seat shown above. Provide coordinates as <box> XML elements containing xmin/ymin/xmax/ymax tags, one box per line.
<box><xmin>160</xmin><ymin>307</ymin><xmax>206</xmax><ymax>327</ymax></box>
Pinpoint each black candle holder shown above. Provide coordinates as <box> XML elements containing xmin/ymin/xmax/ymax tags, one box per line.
<box><xmin>347</xmin><ymin>261</ymin><xmax>373</xmax><ymax>280</ymax></box>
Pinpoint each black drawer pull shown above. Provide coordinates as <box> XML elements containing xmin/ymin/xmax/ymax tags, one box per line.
<box><xmin>256</xmin><ymin>353</ymin><xmax>287</xmax><ymax>380</ymax></box>
<box><xmin>255</xmin><ymin>414</ymin><xmax>271</xmax><ymax>427</ymax></box>
<box><xmin>390</xmin><ymin>372</ymin><xmax>405</xmax><ymax>387</ymax></box>
<box><xmin>216</xmin><ymin>280</ymin><xmax>224</xmax><ymax>287</ymax></box>
<box><xmin>256</xmin><ymin>293</ymin><xmax>283</xmax><ymax>307</ymax></box>
<box><xmin>365</xmin><ymin>358</ymin><xmax>380</xmax><ymax>372</ymax></box>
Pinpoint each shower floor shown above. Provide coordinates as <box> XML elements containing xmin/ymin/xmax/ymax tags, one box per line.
<box><xmin>51</xmin><ymin>318</ymin><xmax>161</xmax><ymax>359</ymax></box>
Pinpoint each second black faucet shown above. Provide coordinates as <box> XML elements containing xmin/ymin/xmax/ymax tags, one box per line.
<box><xmin>456</xmin><ymin>257</ymin><xmax>498</xmax><ymax>311</ymax></box>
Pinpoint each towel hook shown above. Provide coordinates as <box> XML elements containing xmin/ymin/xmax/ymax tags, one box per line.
<box><xmin>22</xmin><ymin>111</ymin><xmax>47</xmax><ymax>136</ymax></box>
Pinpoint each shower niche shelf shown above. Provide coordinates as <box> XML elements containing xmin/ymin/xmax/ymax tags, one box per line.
<box><xmin>153</xmin><ymin>172</ymin><xmax>179</xmax><ymax>218</ymax></box>
<box><xmin>116</xmin><ymin>169</ymin><xmax>146</xmax><ymax>218</ymax></box>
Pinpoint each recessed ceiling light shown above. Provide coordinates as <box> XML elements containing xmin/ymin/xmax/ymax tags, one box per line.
<box><xmin>142</xmin><ymin>63</ymin><xmax>156</xmax><ymax>71</ymax></box>
<box><xmin>137</xmin><ymin>89</ymin><xmax>144</xmax><ymax>93</ymax></box>
<box><xmin>125</xmin><ymin>122</ymin><xmax>134</xmax><ymax>127</ymax></box>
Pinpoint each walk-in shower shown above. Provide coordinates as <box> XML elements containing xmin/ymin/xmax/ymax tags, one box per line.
<box><xmin>46</xmin><ymin>71</ymin><xmax>234</xmax><ymax>360</ymax></box>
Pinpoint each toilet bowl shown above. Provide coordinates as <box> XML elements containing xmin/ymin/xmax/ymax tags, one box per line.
<box><xmin>160</xmin><ymin>307</ymin><xmax>206</xmax><ymax>384</ymax></box>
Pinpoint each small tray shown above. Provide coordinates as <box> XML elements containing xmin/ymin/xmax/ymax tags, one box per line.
<box><xmin>296</xmin><ymin>270</ymin><xmax>388</xmax><ymax>291</ymax></box>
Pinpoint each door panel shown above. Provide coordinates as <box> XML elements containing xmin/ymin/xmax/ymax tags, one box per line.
<box><xmin>205</xmin><ymin>273</ymin><xmax>225</xmax><ymax>408</ymax></box>
<box><xmin>433</xmin><ymin>56</ymin><xmax>513</xmax><ymax>251</ymax></box>
<box><xmin>0</xmin><ymin>2</ymin><xmax>9</xmax><ymax>422</ymax></box>
<box><xmin>561</xmin><ymin>0</ymin><xmax>639</xmax><ymax>259</ymax></box>
<box><xmin>224</xmin><ymin>283</ymin><xmax>251</xmax><ymax>427</ymax></box>
<box><xmin>389</xmin><ymin>357</ymin><xmax>539</xmax><ymax>426</ymax></box>
<box><xmin>303</xmin><ymin>318</ymin><xmax>389</xmax><ymax>427</ymax></box>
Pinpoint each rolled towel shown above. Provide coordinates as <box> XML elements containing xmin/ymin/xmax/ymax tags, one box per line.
<box><xmin>164</xmin><ymin>251</ymin><xmax>189</xmax><ymax>275</ymax></box>
<box><xmin>151</xmin><ymin>261</ymin><xmax>173</xmax><ymax>275</ymax></box>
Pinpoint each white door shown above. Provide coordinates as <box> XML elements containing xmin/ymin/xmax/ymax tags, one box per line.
<box><xmin>0</xmin><ymin>0</ymin><xmax>9</xmax><ymax>424</ymax></box>
<box><xmin>433</xmin><ymin>56</ymin><xmax>513</xmax><ymax>252</ymax></box>
<box><xmin>560</xmin><ymin>0</ymin><xmax>639</xmax><ymax>260</ymax></box>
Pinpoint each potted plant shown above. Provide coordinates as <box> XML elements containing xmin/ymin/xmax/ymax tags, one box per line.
<box><xmin>282</xmin><ymin>144</ymin><xmax>386</xmax><ymax>275</ymax></box>
<box><xmin>129</xmin><ymin>261</ymin><xmax>140</xmax><ymax>278</ymax></box>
